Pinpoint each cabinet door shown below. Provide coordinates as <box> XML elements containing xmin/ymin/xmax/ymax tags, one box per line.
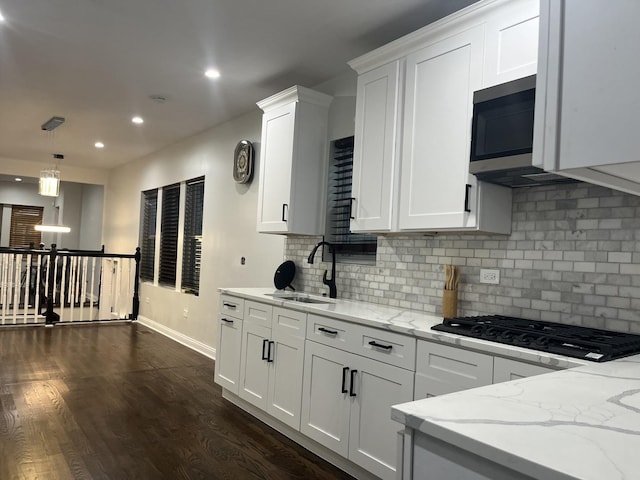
<box><xmin>348</xmin><ymin>355</ymin><xmax>414</xmax><ymax>480</ymax></box>
<box><xmin>214</xmin><ymin>316</ymin><xmax>243</xmax><ymax>394</ymax></box>
<box><xmin>534</xmin><ymin>0</ymin><xmax>640</xmax><ymax>194</ymax></box>
<box><xmin>492</xmin><ymin>357</ymin><xmax>554</xmax><ymax>384</ymax></box>
<box><xmin>256</xmin><ymin>103</ymin><xmax>295</xmax><ymax>233</ymax></box>
<box><xmin>266</xmin><ymin>334</ymin><xmax>305</xmax><ymax>430</ymax></box>
<box><xmin>238</xmin><ymin>323</ymin><xmax>271</xmax><ymax>409</ymax></box>
<box><xmin>398</xmin><ymin>26</ymin><xmax>484</xmax><ymax>231</ymax></box>
<box><xmin>351</xmin><ymin>61</ymin><xmax>401</xmax><ymax>232</ymax></box>
<box><xmin>300</xmin><ymin>341</ymin><xmax>352</xmax><ymax>456</ymax></box>
<box><xmin>483</xmin><ymin>0</ymin><xmax>539</xmax><ymax>88</ymax></box>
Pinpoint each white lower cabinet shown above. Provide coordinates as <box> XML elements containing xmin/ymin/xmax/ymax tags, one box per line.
<box><xmin>214</xmin><ymin>314</ymin><xmax>243</xmax><ymax>394</ymax></box>
<box><xmin>214</xmin><ymin>295</ymin><xmax>245</xmax><ymax>394</ymax></box>
<box><xmin>415</xmin><ymin>340</ymin><xmax>557</xmax><ymax>400</ymax></box>
<box><xmin>301</xmin><ymin>340</ymin><xmax>414</xmax><ymax>480</ymax></box>
<box><xmin>492</xmin><ymin>357</ymin><xmax>553</xmax><ymax>383</ymax></box>
<box><xmin>238</xmin><ymin>304</ymin><xmax>306</xmax><ymax>430</ymax></box>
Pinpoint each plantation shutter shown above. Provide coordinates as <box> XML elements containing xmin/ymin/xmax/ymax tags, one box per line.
<box><xmin>159</xmin><ymin>184</ymin><xmax>180</xmax><ymax>286</ymax></box>
<box><xmin>9</xmin><ymin>205</ymin><xmax>43</xmax><ymax>248</ymax></box>
<box><xmin>140</xmin><ymin>190</ymin><xmax>157</xmax><ymax>281</ymax></box>
<box><xmin>181</xmin><ymin>177</ymin><xmax>204</xmax><ymax>295</ymax></box>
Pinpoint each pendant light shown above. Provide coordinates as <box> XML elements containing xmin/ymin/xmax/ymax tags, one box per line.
<box><xmin>39</xmin><ymin>116</ymin><xmax>65</xmax><ymax>197</ymax></box>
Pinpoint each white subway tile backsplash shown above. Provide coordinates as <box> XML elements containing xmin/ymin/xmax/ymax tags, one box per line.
<box><xmin>285</xmin><ymin>184</ymin><xmax>640</xmax><ymax>333</ymax></box>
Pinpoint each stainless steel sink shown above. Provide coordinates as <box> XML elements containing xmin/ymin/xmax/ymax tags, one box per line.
<box><xmin>264</xmin><ymin>293</ymin><xmax>331</xmax><ymax>304</ymax></box>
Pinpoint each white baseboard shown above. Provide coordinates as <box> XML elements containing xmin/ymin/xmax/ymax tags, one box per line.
<box><xmin>137</xmin><ymin>315</ymin><xmax>216</xmax><ymax>360</ymax></box>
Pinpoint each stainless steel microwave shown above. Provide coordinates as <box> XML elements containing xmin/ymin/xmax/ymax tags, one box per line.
<box><xmin>469</xmin><ymin>75</ymin><xmax>575</xmax><ymax>187</ymax></box>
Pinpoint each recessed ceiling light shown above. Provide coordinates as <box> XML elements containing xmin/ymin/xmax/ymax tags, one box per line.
<box><xmin>205</xmin><ymin>68</ymin><xmax>220</xmax><ymax>79</ymax></box>
<box><xmin>132</xmin><ymin>116</ymin><xmax>144</xmax><ymax>124</ymax></box>
<box><xmin>15</xmin><ymin>177</ymin><xmax>22</xmax><ymax>182</ymax></box>
<box><xmin>95</xmin><ymin>142</ymin><xmax>105</xmax><ymax>149</ymax></box>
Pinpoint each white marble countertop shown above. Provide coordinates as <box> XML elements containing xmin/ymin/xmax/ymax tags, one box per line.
<box><xmin>392</xmin><ymin>355</ymin><xmax>640</xmax><ymax>480</ymax></box>
<box><xmin>219</xmin><ymin>287</ymin><xmax>585</xmax><ymax>369</ymax></box>
<box><xmin>220</xmin><ymin>287</ymin><xmax>640</xmax><ymax>479</ymax></box>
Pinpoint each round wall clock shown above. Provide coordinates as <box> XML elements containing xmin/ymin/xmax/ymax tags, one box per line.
<box><xmin>233</xmin><ymin>140</ymin><xmax>254</xmax><ymax>184</ymax></box>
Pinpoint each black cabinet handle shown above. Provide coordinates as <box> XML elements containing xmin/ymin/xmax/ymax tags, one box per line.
<box><xmin>349</xmin><ymin>369</ymin><xmax>358</xmax><ymax>397</ymax></box>
<box><xmin>341</xmin><ymin>367</ymin><xmax>349</xmax><ymax>393</ymax></box>
<box><xmin>267</xmin><ymin>341</ymin><xmax>275</xmax><ymax>362</ymax></box>
<box><xmin>464</xmin><ymin>184</ymin><xmax>472</xmax><ymax>213</ymax></box>
<box><xmin>368</xmin><ymin>340</ymin><xmax>393</xmax><ymax>351</ymax></box>
<box><xmin>318</xmin><ymin>327</ymin><xmax>338</xmax><ymax>336</ymax></box>
<box><xmin>281</xmin><ymin>203</ymin><xmax>288</xmax><ymax>222</ymax></box>
<box><xmin>221</xmin><ymin>318</ymin><xmax>233</xmax><ymax>324</ymax></box>
<box><xmin>349</xmin><ymin>197</ymin><xmax>356</xmax><ymax>220</ymax></box>
<box><xmin>262</xmin><ymin>339</ymin><xmax>269</xmax><ymax>360</ymax></box>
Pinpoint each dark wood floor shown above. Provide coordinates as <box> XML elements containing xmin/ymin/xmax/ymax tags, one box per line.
<box><xmin>0</xmin><ymin>323</ymin><xmax>354</xmax><ymax>480</ymax></box>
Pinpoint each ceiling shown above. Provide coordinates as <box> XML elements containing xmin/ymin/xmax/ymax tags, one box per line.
<box><xmin>0</xmin><ymin>0</ymin><xmax>478</xmax><ymax>170</ymax></box>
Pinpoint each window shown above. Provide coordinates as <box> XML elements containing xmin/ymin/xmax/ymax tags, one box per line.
<box><xmin>182</xmin><ymin>177</ymin><xmax>204</xmax><ymax>295</ymax></box>
<box><xmin>10</xmin><ymin>205</ymin><xmax>43</xmax><ymax>248</ymax></box>
<box><xmin>159</xmin><ymin>184</ymin><xmax>180</xmax><ymax>287</ymax></box>
<box><xmin>139</xmin><ymin>190</ymin><xmax>157</xmax><ymax>281</ymax></box>
<box><xmin>325</xmin><ymin>136</ymin><xmax>377</xmax><ymax>263</ymax></box>
<box><xmin>139</xmin><ymin>177</ymin><xmax>204</xmax><ymax>294</ymax></box>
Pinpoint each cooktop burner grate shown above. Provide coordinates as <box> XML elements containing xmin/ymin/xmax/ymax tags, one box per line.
<box><xmin>431</xmin><ymin>315</ymin><xmax>640</xmax><ymax>362</ymax></box>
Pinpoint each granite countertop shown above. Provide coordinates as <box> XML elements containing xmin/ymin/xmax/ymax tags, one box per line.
<box><xmin>219</xmin><ymin>287</ymin><xmax>585</xmax><ymax>369</ymax></box>
<box><xmin>392</xmin><ymin>355</ymin><xmax>640</xmax><ymax>480</ymax></box>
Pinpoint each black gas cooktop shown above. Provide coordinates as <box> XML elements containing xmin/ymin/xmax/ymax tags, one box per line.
<box><xmin>432</xmin><ymin>315</ymin><xmax>640</xmax><ymax>362</ymax></box>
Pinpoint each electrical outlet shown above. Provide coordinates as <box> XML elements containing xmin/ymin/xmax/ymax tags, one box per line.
<box><xmin>183</xmin><ymin>308</ymin><xmax>189</xmax><ymax>318</ymax></box>
<box><xmin>480</xmin><ymin>269</ymin><xmax>500</xmax><ymax>285</ymax></box>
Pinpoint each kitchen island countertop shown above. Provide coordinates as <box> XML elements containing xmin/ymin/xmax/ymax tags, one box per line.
<box><xmin>392</xmin><ymin>354</ymin><xmax>640</xmax><ymax>480</ymax></box>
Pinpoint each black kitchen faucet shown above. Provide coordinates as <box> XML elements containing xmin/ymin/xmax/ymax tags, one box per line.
<box><xmin>307</xmin><ymin>241</ymin><xmax>337</xmax><ymax>299</ymax></box>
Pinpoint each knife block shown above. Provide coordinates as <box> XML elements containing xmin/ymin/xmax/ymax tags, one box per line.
<box><xmin>442</xmin><ymin>290</ymin><xmax>458</xmax><ymax>318</ymax></box>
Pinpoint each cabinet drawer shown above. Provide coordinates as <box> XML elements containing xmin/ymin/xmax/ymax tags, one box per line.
<box><xmin>307</xmin><ymin>314</ymin><xmax>353</xmax><ymax>350</ymax></box>
<box><xmin>273</xmin><ymin>307</ymin><xmax>306</xmax><ymax>339</ymax></box>
<box><xmin>351</xmin><ymin>324</ymin><xmax>416</xmax><ymax>371</ymax></box>
<box><xmin>415</xmin><ymin>340</ymin><xmax>493</xmax><ymax>398</ymax></box>
<box><xmin>220</xmin><ymin>295</ymin><xmax>245</xmax><ymax>320</ymax></box>
<box><xmin>244</xmin><ymin>301</ymin><xmax>273</xmax><ymax>328</ymax></box>
<box><xmin>493</xmin><ymin>357</ymin><xmax>554</xmax><ymax>384</ymax></box>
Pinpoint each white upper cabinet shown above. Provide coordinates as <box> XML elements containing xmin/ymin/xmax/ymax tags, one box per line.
<box><xmin>482</xmin><ymin>0</ymin><xmax>540</xmax><ymax>88</ymax></box>
<box><xmin>350</xmin><ymin>61</ymin><xmax>402</xmax><ymax>232</ymax></box>
<box><xmin>534</xmin><ymin>0</ymin><xmax>640</xmax><ymax>196</ymax></box>
<box><xmin>348</xmin><ymin>0</ymin><xmax>525</xmax><ymax>234</ymax></box>
<box><xmin>398</xmin><ymin>26</ymin><xmax>484</xmax><ymax>231</ymax></box>
<box><xmin>256</xmin><ymin>86</ymin><xmax>333</xmax><ymax>234</ymax></box>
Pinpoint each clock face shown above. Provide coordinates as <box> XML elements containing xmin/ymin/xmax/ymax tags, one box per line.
<box><xmin>233</xmin><ymin>140</ymin><xmax>254</xmax><ymax>184</ymax></box>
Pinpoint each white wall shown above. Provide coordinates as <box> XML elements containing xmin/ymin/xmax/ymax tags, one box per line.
<box><xmin>103</xmin><ymin>109</ymin><xmax>286</xmax><ymax>351</ymax></box>
<box><xmin>78</xmin><ymin>184</ymin><xmax>104</xmax><ymax>250</ymax></box>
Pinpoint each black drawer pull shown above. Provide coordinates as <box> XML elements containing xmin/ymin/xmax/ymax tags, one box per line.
<box><xmin>349</xmin><ymin>197</ymin><xmax>356</xmax><ymax>220</ymax></box>
<box><xmin>223</xmin><ymin>302</ymin><xmax>237</xmax><ymax>309</ymax></box>
<box><xmin>262</xmin><ymin>339</ymin><xmax>269</xmax><ymax>360</ymax></box>
<box><xmin>341</xmin><ymin>367</ymin><xmax>349</xmax><ymax>393</ymax></box>
<box><xmin>368</xmin><ymin>340</ymin><xmax>393</xmax><ymax>351</ymax></box>
<box><xmin>349</xmin><ymin>369</ymin><xmax>358</xmax><ymax>397</ymax></box>
<box><xmin>464</xmin><ymin>184</ymin><xmax>472</xmax><ymax>213</ymax></box>
<box><xmin>267</xmin><ymin>341</ymin><xmax>275</xmax><ymax>363</ymax></box>
<box><xmin>318</xmin><ymin>327</ymin><xmax>338</xmax><ymax>336</ymax></box>
<box><xmin>281</xmin><ymin>203</ymin><xmax>288</xmax><ymax>222</ymax></box>
<box><xmin>221</xmin><ymin>318</ymin><xmax>234</xmax><ymax>324</ymax></box>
